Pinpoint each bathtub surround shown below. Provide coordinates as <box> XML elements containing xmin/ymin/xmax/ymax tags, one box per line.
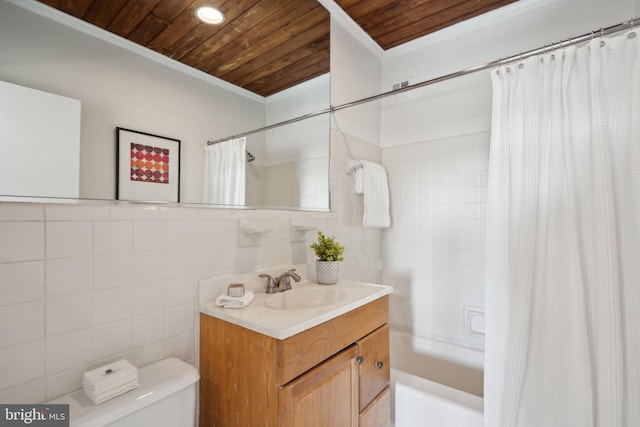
<box><xmin>383</xmin><ymin>132</ymin><xmax>489</xmax><ymax>396</ymax></box>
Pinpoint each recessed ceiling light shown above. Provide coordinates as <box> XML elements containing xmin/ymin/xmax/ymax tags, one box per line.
<box><xmin>196</xmin><ymin>6</ymin><xmax>225</xmax><ymax>25</ymax></box>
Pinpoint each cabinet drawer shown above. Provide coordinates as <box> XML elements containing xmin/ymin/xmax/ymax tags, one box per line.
<box><xmin>357</xmin><ymin>324</ymin><xmax>390</xmax><ymax>410</ymax></box>
<box><xmin>359</xmin><ymin>385</ymin><xmax>391</xmax><ymax>427</ymax></box>
<box><xmin>278</xmin><ymin>297</ymin><xmax>388</xmax><ymax>385</ymax></box>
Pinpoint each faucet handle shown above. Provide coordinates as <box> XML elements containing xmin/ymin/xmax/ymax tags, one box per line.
<box><xmin>259</xmin><ymin>273</ymin><xmax>276</xmax><ymax>292</ymax></box>
<box><xmin>289</xmin><ymin>269</ymin><xmax>301</xmax><ymax>282</ymax></box>
<box><xmin>283</xmin><ymin>268</ymin><xmax>301</xmax><ymax>282</ymax></box>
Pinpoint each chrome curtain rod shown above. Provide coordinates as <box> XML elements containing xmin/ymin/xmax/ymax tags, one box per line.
<box><xmin>207</xmin><ymin>17</ymin><xmax>638</xmax><ymax>144</ymax></box>
<box><xmin>332</xmin><ymin>17</ymin><xmax>639</xmax><ymax>112</ymax></box>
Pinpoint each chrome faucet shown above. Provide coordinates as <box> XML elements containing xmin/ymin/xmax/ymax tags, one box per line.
<box><xmin>259</xmin><ymin>269</ymin><xmax>301</xmax><ymax>294</ymax></box>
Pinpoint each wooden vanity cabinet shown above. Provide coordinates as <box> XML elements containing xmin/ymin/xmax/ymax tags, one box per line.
<box><xmin>199</xmin><ymin>296</ymin><xmax>390</xmax><ymax>427</ymax></box>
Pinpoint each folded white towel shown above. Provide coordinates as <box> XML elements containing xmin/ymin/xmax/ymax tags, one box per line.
<box><xmin>82</xmin><ymin>359</ymin><xmax>138</xmax><ymax>404</ymax></box>
<box><xmin>83</xmin><ymin>371</ymin><xmax>137</xmax><ymax>390</ymax></box>
<box><xmin>84</xmin><ymin>379</ymin><xmax>139</xmax><ymax>405</ymax></box>
<box><xmin>354</xmin><ymin>160</ymin><xmax>391</xmax><ymax>228</ymax></box>
<box><xmin>216</xmin><ymin>290</ymin><xmax>255</xmax><ymax>309</ymax></box>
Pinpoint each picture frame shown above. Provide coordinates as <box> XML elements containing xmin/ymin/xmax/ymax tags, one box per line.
<box><xmin>116</xmin><ymin>127</ymin><xmax>180</xmax><ymax>202</ymax></box>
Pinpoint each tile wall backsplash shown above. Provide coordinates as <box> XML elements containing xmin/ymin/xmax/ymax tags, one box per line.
<box><xmin>0</xmin><ymin>202</ymin><xmax>337</xmax><ymax>403</ymax></box>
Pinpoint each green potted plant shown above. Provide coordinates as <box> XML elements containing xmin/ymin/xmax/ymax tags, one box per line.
<box><xmin>309</xmin><ymin>231</ymin><xmax>344</xmax><ymax>285</ymax></box>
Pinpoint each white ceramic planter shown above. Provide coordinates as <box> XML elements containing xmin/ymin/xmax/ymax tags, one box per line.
<box><xmin>316</xmin><ymin>260</ymin><xmax>339</xmax><ymax>285</ymax></box>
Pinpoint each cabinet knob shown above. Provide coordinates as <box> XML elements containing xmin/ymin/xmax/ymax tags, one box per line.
<box><xmin>356</xmin><ymin>356</ymin><xmax>364</xmax><ymax>365</ymax></box>
<box><xmin>375</xmin><ymin>360</ymin><xmax>384</xmax><ymax>369</ymax></box>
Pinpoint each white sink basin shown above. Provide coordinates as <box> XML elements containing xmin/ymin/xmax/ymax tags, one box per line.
<box><xmin>199</xmin><ymin>278</ymin><xmax>393</xmax><ymax>339</ymax></box>
<box><xmin>265</xmin><ymin>287</ymin><xmax>347</xmax><ymax>310</ymax></box>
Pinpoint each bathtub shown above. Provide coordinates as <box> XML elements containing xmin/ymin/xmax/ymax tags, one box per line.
<box><xmin>390</xmin><ymin>329</ymin><xmax>484</xmax><ymax>426</ymax></box>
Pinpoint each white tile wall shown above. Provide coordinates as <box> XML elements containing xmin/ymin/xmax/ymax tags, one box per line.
<box><xmin>166</xmin><ymin>277</ymin><xmax>194</xmax><ymax>307</ymax></box>
<box><xmin>0</xmin><ymin>301</ymin><xmax>44</xmax><ymax>346</ymax></box>
<box><xmin>94</xmin><ymin>319</ymin><xmax>133</xmax><ymax>361</ymax></box>
<box><xmin>93</xmin><ymin>288</ymin><xmax>133</xmax><ymax>325</ymax></box>
<box><xmin>0</xmin><ymin>380</ymin><xmax>46</xmax><ymax>404</ymax></box>
<box><xmin>133</xmin><ymin>341</ymin><xmax>166</xmax><ymax>368</ymax></box>
<box><xmin>0</xmin><ymin>340</ymin><xmax>45</xmax><ymax>390</ymax></box>
<box><xmin>133</xmin><ymin>311</ymin><xmax>166</xmax><ymax>348</ymax></box>
<box><xmin>47</xmin><ymin>294</ymin><xmax>93</xmax><ymax>336</ymax></box>
<box><xmin>94</xmin><ymin>221</ymin><xmax>133</xmax><ymax>255</ymax></box>
<box><xmin>0</xmin><ymin>262</ymin><xmax>44</xmax><ymax>305</ymax></box>
<box><xmin>166</xmin><ymin>304</ymin><xmax>192</xmax><ymax>333</ymax></box>
<box><xmin>0</xmin><ymin>222</ymin><xmax>45</xmax><ymax>262</ymax></box>
<box><xmin>46</xmin><ymin>258</ymin><xmax>92</xmax><ymax>297</ymax></box>
<box><xmin>133</xmin><ymin>281</ymin><xmax>166</xmax><ymax>315</ymax></box>
<box><xmin>94</xmin><ymin>254</ymin><xmax>136</xmax><ymax>290</ymax></box>
<box><xmin>382</xmin><ymin>132</ymin><xmax>489</xmax><ymax>353</ymax></box>
<box><xmin>46</xmin><ymin>222</ymin><xmax>93</xmax><ymax>259</ymax></box>
<box><xmin>133</xmin><ymin>221</ymin><xmax>167</xmax><ymax>252</ymax></box>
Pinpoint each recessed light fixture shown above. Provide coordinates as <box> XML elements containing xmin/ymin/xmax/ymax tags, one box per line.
<box><xmin>196</xmin><ymin>6</ymin><xmax>225</xmax><ymax>25</ymax></box>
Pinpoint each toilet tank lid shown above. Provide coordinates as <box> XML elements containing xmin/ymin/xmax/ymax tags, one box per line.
<box><xmin>47</xmin><ymin>357</ymin><xmax>199</xmax><ymax>427</ymax></box>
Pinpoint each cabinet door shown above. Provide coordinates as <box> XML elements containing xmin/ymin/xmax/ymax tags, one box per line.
<box><xmin>279</xmin><ymin>345</ymin><xmax>358</xmax><ymax>427</ymax></box>
<box><xmin>358</xmin><ymin>324</ymin><xmax>390</xmax><ymax>410</ymax></box>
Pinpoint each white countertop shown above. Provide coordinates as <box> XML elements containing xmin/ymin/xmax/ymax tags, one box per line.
<box><xmin>199</xmin><ymin>280</ymin><xmax>393</xmax><ymax>340</ymax></box>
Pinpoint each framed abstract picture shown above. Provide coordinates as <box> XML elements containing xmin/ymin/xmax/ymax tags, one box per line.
<box><xmin>116</xmin><ymin>127</ymin><xmax>180</xmax><ymax>202</ymax></box>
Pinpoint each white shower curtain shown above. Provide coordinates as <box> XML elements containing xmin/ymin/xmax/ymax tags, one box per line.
<box><xmin>485</xmin><ymin>30</ymin><xmax>640</xmax><ymax>426</ymax></box>
<box><xmin>203</xmin><ymin>137</ymin><xmax>246</xmax><ymax>205</ymax></box>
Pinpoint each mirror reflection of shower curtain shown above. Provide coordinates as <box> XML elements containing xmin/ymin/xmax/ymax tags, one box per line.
<box><xmin>203</xmin><ymin>137</ymin><xmax>246</xmax><ymax>205</ymax></box>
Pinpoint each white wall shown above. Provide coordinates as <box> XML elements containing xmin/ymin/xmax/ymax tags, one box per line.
<box><xmin>381</xmin><ymin>0</ymin><xmax>638</xmax><ymax>147</ymax></box>
<box><xmin>380</xmin><ymin>0</ymin><xmax>638</xmax><ymax>395</ymax></box>
<box><xmin>329</xmin><ymin>18</ymin><xmax>385</xmax><ymax>282</ymax></box>
<box><xmin>330</xmin><ymin>19</ymin><xmax>383</xmax><ymax>146</ymax></box>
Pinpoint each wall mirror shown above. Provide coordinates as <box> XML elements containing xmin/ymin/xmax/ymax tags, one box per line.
<box><xmin>0</xmin><ymin>0</ymin><xmax>330</xmax><ymax>211</ymax></box>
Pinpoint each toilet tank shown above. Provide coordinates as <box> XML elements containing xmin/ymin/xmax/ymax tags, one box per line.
<box><xmin>47</xmin><ymin>358</ymin><xmax>199</xmax><ymax>427</ymax></box>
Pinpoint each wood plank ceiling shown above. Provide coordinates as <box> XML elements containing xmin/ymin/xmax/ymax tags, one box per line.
<box><xmin>37</xmin><ymin>0</ymin><xmax>516</xmax><ymax>97</ymax></box>
<box><xmin>336</xmin><ymin>0</ymin><xmax>518</xmax><ymax>50</ymax></box>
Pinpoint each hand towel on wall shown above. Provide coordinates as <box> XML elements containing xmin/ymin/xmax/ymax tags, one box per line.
<box><xmin>354</xmin><ymin>160</ymin><xmax>390</xmax><ymax>228</ymax></box>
